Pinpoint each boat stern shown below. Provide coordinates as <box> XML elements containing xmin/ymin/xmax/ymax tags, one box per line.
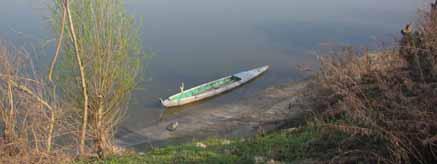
<box><xmin>161</xmin><ymin>98</ymin><xmax>173</xmax><ymax>108</ymax></box>
<box><xmin>161</xmin><ymin>98</ymin><xmax>185</xmax><ymax>108</ymax></box>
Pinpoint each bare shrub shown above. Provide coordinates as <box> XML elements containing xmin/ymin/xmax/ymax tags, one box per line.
<box><xmin>0</xmin><ymin>42</ymin><xmax>72</xmax><ymax>163</ymax></box>
<box><xmin>0</xmin><ymin>0</ymin><xmax>144</xmax><ymax>162</ymax></box>
<box><xmin>50</xmin><ymin>0</ymin><xmax>146</xmax><ymax>158</ymax></box>
<box><xmin>307</xmin><ymin>2</ymin><xmax>437</xmax><ymax>163</ymax></box>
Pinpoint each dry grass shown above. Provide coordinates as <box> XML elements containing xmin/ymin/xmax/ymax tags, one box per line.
<box><xmin>1</xmin><ymin>0</ymin><xmax>145</xmax><ymax>162</ymax></box>
<box><xmin>0</xmin><ymin>42</ymin><xmax>74</xmax><ymax>163</ymax></box>
<box><xmin>307</xmin><ymin>1</ymin><xmax>437</xmax><ymax>163</ymax></box>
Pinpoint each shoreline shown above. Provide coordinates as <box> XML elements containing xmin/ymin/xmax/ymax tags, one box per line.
<box><xmin>115</xmin><ymin>80</ymin><xmax>311</xmax><ymax>151</ymax></box>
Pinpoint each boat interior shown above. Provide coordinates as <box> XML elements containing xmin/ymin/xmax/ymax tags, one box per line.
<box><xmin>169</xmin><ymin>76</ymin><xmax>241</xmax><ymax>100</ymax></box>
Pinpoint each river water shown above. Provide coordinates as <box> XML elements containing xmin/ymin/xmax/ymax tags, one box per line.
<box><xmin>0</xmin><ymin>0</ymin><xmax>422</xmax><ymax>137</ymax></box>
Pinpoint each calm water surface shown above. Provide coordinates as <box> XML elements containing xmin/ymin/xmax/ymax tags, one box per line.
<box><xmin>0</xmin><ymin>0</ymin><xmax>422</xmax><ymax>131</ymax></box>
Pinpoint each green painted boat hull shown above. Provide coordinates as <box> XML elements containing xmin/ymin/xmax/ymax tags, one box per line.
<box><xmin>169</xmin><ymin>76</ymin><xmax>241</xmax><ymax>101</ymax></box>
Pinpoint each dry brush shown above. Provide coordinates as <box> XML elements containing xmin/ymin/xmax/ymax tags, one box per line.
<box><xmin>307</xmin><ymin>1</ymin><xmax>437</xmax><ymax>163</ymax></box>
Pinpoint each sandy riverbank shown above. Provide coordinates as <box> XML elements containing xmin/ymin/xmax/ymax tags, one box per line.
<box><xmin>115</xmin><ymin>80</ymin><xmax>311</xmax><ymax>151</ymax></box>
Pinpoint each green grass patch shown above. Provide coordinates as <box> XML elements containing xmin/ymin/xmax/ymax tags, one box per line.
<box><xmin>77</xmin><ymin>127</ymin><xmax>345</xmax><ymax>164</ymax></box>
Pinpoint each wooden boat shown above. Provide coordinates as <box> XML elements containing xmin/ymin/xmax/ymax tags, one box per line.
<box><xmin>161</xmin><ymin>65</ymin><xmax>269</xmax><ymax>108</ymax></box>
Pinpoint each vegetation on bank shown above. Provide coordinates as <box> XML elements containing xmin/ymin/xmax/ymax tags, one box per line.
<box><xmin>82</xmin><ymin>1</ymin><xmax>437</xmax><ymax>164</ymax></box>
<box><xmin>1</xmin><ymin>0</ymin><xmax>145</xmax><ymax>163</ymax></box>
<box><xmin>79</xmin><ymin>127</ymin><xmax>348</xmax><ymax>164</ymax></box>
<box><xmin>50</xmin><ymin>0</ymin><xmax>146</xmax><ymax>157</ymax></box>
<box><xmin>305</xmin><ymin>2</ymin><xmax>437</xmax><ymax>162</ymax></box>
<box><xmin>2</xmin><ymin>0</ymin><xmax>437</xmax><ymax>164</ymax></box>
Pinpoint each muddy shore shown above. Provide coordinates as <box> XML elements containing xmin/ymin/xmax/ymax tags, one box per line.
<box><xmin>115</xmin><ymin>80</ymin><xmax>311</xmax><ymax>151</ymax></box>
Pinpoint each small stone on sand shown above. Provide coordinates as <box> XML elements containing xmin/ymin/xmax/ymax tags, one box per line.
<box><xmin>167</xmin><ymin>122</ymin><xmax>179</xmax><ymax>131</ymax></box>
